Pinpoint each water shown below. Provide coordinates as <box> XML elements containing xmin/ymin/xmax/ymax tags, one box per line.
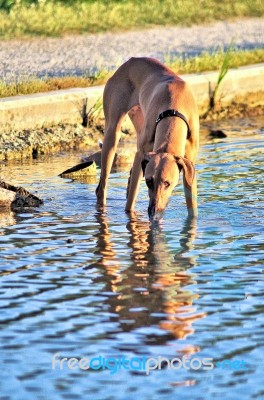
<box><xmin>0</xmin><ymin>116</ymin><xmax>263</xmax><ymax>400</ymax></box>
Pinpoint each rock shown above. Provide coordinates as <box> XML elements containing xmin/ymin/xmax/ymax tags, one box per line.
<box><xmin>82</xmin><ymin>150</ymin><xmax>102</xmax><ymax>165</ymax></box>
<box><xmin>71</xmin><ymin>176</ymin><xmax>97</xmax><ymax>184</ymax></box>
<box><xmin>82</xmin><ymin>149</ymin><xmax>134</xmax><ymax>167</ymax></box>
<box><xmin>0</xmin><ymin>181</ymin><xmax>43</xmax><ymax>209</ymax></box>
<box><xmin>115</xmin><ymin>150</ymin><xmax>134</xmax><ymax>166</ymax></box>
<box><xmin>209</xmin><ymin>129</ymin><xmax>227</xmax><ymax>138</ymax></box>
<box><xmin>59</xmin><ymin>160</ymin><xmax>97</xmax><ymax>178</ymax></box>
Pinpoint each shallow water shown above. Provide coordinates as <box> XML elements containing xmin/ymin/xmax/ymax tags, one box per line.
<box><xmin>0</xmin><ymin>116</ymin><xmax>263</xmax><ymax>400</ymax></box>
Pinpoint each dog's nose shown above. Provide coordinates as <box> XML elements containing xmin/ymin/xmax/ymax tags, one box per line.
<box><xmin>148</xmin><ymin>205</ymin><xmax>154</xmax><ymax>218</ymax></box>
<box><xmin>148</xmin><ymin>203</ymin><xmax>163</xmax><ymax>220</ymax></box>
<box><xmin>148</xmin><ymin>199</ymin><xmax>156</xmax><ymax>217</ymax></box>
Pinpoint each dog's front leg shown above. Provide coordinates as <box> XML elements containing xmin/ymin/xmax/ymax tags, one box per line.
<box><xmin>183</xmin><ymin>175</ymin><xmax>198</xmax><ymax>217</ymax></box>
<box><xmin>125</xmin><ymin>151</ymin><xmax>143</xmax><ymax>212</ymax></box>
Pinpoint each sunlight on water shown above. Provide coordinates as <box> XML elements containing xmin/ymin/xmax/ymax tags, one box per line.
<box><xmin>0</xmin><ymin>116</ymin><xmax>263</xmax><ymax>399</ymax></box>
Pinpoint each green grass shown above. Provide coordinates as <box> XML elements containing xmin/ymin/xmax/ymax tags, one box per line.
<box><xmin>165</xmin><ymin>48</ymin><xmax>264</xmax><ymax>74</ymax></box>
<box><xmin>0</xmin><ymin>48</ymin><xmax>263</xmax><ymax>98</ymax></box>
<box><xmin>0</xmin><ymin>0</ymin><xmax>263</xmax><ymax>38</ymax></box>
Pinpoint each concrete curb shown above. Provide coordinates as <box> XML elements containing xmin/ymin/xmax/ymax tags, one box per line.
<box><xmin>0</xmin><ymin>63</ymin><xmax>263</xmax><ymax>131</ymax></box>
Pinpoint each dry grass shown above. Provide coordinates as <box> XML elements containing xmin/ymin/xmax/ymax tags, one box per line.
<box><xmin>0</xmin><ymin>71</ymin><xmax>110</xmax><ymax>97</ymax></box>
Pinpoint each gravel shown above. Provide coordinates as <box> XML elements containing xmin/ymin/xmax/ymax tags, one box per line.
<box><xmin>0</xmin><ymin>18</ymin><xmax>263</xmax><ymax>81</ymax></box>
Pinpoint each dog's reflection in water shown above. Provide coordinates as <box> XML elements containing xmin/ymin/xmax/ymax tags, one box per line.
<box><xmin>85</xmin><ymin>212</ymin><xmax>206</xmax><ymax>345</ymax></box>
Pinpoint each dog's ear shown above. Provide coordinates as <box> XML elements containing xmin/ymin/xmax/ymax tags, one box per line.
<box><xmin>141</xmin><ymin>152</ymin><xmax>156</xmax><ymax>177</ymax></box>
<box><xmin>174</xmin><ymin>156</ymin><xmax>195</xmax><ymax>187</ymax></box>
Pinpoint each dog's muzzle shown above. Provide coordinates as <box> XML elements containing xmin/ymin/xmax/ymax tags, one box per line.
<box><xmin>148</xmin><ymin>203</ymin><xmax>164</xmax><ymax>220</ymax></box>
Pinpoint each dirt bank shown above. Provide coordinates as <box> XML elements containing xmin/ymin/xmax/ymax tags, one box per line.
<box><xmin>0</xmin><ymin>123</ymin><xmax>104</xmax><ymax>161</ymax></box>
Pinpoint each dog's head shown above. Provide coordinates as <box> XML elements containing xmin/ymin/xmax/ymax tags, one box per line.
<box><xmin>141</xmin><ymin>152</ymin><xmax>195</xmax><ymax>220</ymax></box>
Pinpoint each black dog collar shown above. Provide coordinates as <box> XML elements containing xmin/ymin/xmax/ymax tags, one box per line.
<box><xmin>156</xmin><ymin>109</ymin><xmax>191</xmax><ymax>139</ymax></box>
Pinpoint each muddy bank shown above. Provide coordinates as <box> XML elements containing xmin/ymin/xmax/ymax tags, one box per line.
<box><xmin>0</xmin><ymin>93</ymin><xmax>263</xmax><ymax>161</ymax></box>
<box><xmin>201</xmin><ymin>91</ymin><xmax>264</xmax><ymax>121</ymax></box>
<box><xmin>0</xmin><ymin>123</ymin><xmax>104</xmax><ymax>161</ymax></box>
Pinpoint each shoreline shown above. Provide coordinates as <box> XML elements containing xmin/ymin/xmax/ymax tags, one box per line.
<box><xmin>0</xmin><ymin>91</ymin><xmax>263</xmax><ymax>162</ymax></box>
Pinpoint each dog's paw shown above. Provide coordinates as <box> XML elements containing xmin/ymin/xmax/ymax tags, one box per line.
<box><xmin>95</xmin><ymin>185</ymin><xmax>106</xmax><ymax>206</ymax></box>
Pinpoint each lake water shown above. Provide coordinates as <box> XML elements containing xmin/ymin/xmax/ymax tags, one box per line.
<box><xmin>0</xmin><ymin>116</ymin><xmax>263</xmax><ymax>400</ymax></box>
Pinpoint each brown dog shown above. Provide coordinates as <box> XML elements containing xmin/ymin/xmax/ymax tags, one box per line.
<box><xmin>96</xmin><ymin>57</ymin><xmax>199</xmax><ymax>219</ymax></box>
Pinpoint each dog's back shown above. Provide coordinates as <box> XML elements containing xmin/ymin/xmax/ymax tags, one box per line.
<box><xmin>104</xmin><ymin>57</ymin><xmax>195</xmax><ymax>122</ymax></box>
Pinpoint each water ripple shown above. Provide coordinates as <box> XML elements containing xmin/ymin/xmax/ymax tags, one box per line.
<box><xmin>0</xmin><ymin>117</ymin><xmax>263</xmax><ymax>399</ymax></box>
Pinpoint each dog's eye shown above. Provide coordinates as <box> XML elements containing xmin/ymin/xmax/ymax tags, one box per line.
<box><xmin>146</xmin><ymin>179</ymin><xmax>153</xmax><ymax>189</ymax></box>
<box><xmin>164</xmin><ymin>181</ymin><xmax>170</xmax><ymax>188</ymax></box>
